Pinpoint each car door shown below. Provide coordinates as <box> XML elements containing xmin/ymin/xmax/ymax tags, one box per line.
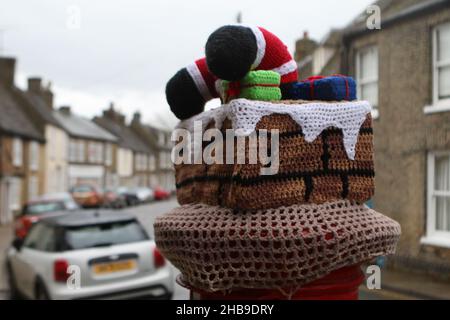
<box><xmin>10</xmin><ymin>223</ymin><xmax>55</xmax><ymax>298</ymax></box>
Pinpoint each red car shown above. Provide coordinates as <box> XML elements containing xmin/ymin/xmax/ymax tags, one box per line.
<box><xmin>70</xmin><ymin>185</ymin><xmax>104</xmax><ymax>208</ymax></box>
<box><xmin>15</xmin><ymin>193</ymin><xmax>79</xmax><ymax>239</ymax></box>
<box><xmin>153</xmin><ymin>187</ymin><xmax>170</xmax><ymax>200</ymax></box>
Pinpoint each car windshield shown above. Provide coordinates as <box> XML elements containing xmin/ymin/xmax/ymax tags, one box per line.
<box><xmin>72</xmin><ymin>186</ymin><xmax>93</xmax><ymax>193</ymax></box>
<box><xmin>24</xmin><ymin>202</ymin><xmax>64</xmax><ymax>216</ymax></box>
<box><xmin>64</xmin><ymin>220</ymin><xmax>149</xmax><ymax>250</ymax></box>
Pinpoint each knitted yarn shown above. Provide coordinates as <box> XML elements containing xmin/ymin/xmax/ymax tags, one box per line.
<box><xmin>154</xmin><ymin>200</ymin><xmax>401</xmax><ymax>295</ymax></box>
<box><xmin>205</xmin><ymin>25</ymin><xmax>258</xmax><ymax>81</ymax></box>
<box><xmin>220</xmin><ymin>70</ymin><xmax>282</xmax><ymax>103</ymax></box>
<box><xmin>165</xmin><ymin>67</ymin><xmax>207</xmax><ymax>120</ymax></box>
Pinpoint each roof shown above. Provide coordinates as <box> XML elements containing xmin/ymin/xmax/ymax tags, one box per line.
<box><xmin>20</xmin><ymin>91</ymin><xmax>61</xmax><ymax>128</ymax></box>
<box><xmin>343</xmin><ymin>0</ymin><xmax>448</xmax><ymax>39</ymax></box>
<box><xmin>43</xmin><ymin>210</ymin><xmax>135</xmax><ymax>227</ymax></box>
<box><xmin>54</xmin><ymin>110</ymin><xmax>117</xmax><ymax>142</ymax></box>
<box><xmin>142</xmin><ymin>124</ymin><xmax>172</xmax><ymax>151</ymax></box>
<box><xmin>94</xmin><ymin>117</ymin><xmax>151</xmax><ymax>153</ymax></box>
<box><xmin>0</xmin><ymin>85</ymin><xmax>44</xmax><ymax>141</ymax></box>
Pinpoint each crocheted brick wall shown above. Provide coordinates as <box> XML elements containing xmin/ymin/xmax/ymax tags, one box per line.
<box><xmin>154</xmin><ymin>200</ymin><xmax>401</xmax><ymax>295</ymax></box>
<box><xmin>175</xmin><ymin>101</ymin><xmax>374</xmax><ymax>209</ymax></box>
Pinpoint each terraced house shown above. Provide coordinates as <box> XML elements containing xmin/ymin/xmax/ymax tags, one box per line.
<box><xmin>0</xmin><ymin>58</ymin><xmax>45</xmax><ymax>224</ymax></box>
<box><xmin>295</xmin><ymin>0</ymin><xmax>450</xmax><ymax>278</ymax></box>
<box><xmin>54</xmin><ymin>106</ymin><xmax>117</xmax><ymax>189</ymax></box>
<box><xmin>130</xmin><ymin>112</ymin><xmax>175</xmax><ymax>191</ymax></box>
<box><xmin>19</xmin><ymin>77</ymin><xmax>69</xmax><ymax>194</ymax></box>
<box><xmin>94</xmin><ymin>105</ymin><xmax>153</xmax><ymax>188</ymax></box>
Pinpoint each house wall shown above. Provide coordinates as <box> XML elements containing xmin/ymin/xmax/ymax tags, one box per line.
<box><xmin>44</xmin><ymin>125</ymin><xmax>68</xmax><ymax>193</ymax></box>
<box><xmin>0</xmin><ymin>135</ymin><xmax>44</xmax><ymax>223</ymax></box>
<box><xmin>117</xmin><ymin>147</ymin><xmax>133</xmax><ymax>185</ymax></box>
<box><xmin>345</xmin><ymin>8</ymin><xmax>450</xmax><ymax>275</ymax></box>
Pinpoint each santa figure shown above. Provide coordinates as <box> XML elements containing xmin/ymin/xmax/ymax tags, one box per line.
<box><xmin>166</xmin><ymin>25</ymin><xmax>298</xmax><ymax>120</ymax></box>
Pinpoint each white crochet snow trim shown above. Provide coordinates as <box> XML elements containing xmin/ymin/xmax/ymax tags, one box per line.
<box><xmin>176</xmin><ymin>99</ymin><xmax>372</xmax><ymax>160</ymax></box>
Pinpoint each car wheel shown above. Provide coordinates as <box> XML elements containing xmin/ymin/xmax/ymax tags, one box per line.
<box><xmin>35</xmin><ymin>280</ymin><xmax>50</xmax><ymax>300</ymax></box>
<box><xmin>6</xmin><ymin>263</ymin><xmax>21</xmax><ymax>300</ymax></box>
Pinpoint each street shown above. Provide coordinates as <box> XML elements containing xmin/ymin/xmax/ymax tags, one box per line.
<box><xmin>0</xmin><ymin>198</ymin><xmax>411</xmax><ymax>300</ymax></box>
<box><xmin>121</xmin><ymin>198</ymin><xmax>189</xmax><ymax>300</ymax></box>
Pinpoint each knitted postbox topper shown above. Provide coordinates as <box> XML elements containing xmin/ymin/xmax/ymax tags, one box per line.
<box><xmin>165</xmin><ymin>25</ymin><xmax>298</xmax><ymax>120</ymax></box>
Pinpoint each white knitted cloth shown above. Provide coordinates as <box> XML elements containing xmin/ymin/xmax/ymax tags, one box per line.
<box><xmin>176</xmin><ymin>99</ymin><xmax>372</xmax><ymax>160</ymax></box>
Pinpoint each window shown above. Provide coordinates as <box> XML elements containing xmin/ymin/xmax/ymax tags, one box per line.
<box><xmin>356</xmin><ymin>46</ymin><xmax>379</xmax><ymax>117</ymax></box>
<box><xmin>29</xmin><ymin>142</ymin><xmax>39</xmax><ymax>171</ymax></box>
<box><xmin>159</xmin><ymin>152</ymin><xmax>165</xmax><ymax>169</ymax></box>
<box><xmin>28</xmin><ymin>176</ymin><xmax>39</xmax><ymax>200</ymax></box>
<box><xmin>77</xmin><ymin>140</ymin><xmax>85</xmax><ymax>162</ymax></box>
<box><xmin>88</xmin><ymin>142</ymin><xmax>103</xmax><ymax>164</ymax></box>
<box><xmin>433</xmin><ymin>22</ymin><xmax>450</xmax><ymax>106</ymax></box>
<box><xmin>63</xmin><ymin>220</ymin><xmax>148</xmax><ymax>250</ymax></box>
<box><xmin>105</xmin><ymin>143</ymin><xmax>113</xmax><ymax>166</ymax></box>
<box><xmin>12</xmin><ymin>138</ymin><xmax>23</xmax><ymax>167</ymax></box>
<box><xmin>23</xmin><ymin>224</ymin><xmax>56</xmax><ymax>252</ymax></box>
<box><xmin>158</xmin><ymin>132</ymin><xmax>165</xmax><ymax>146</ymax></box>
<box><xmin>70</xmin><ymin>140</ymin><xmax>85</xmax><ymax>162</ymax></box>
<box><xmin>8</xmin><ymin>177</ymin><xmax>22</xmax><ymax>214</ymax></box>
<box><xmin>423</xmin><ymin>152</ymin><xmax>450</xmax><ymax>248</ymax></box>
<box><xmin>148</xmin><ymin>155</ymin><xmax>156</xmax><ymax>171</ymax></box>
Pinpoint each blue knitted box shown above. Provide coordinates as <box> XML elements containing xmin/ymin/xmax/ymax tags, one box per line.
<box><xmin>290</xmin><ymin>76</ymin><xmax>357</xmax><ymax>101</ymax></box>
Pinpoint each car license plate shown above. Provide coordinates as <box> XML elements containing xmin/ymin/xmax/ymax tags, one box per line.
<box><xmin>93</xmin><ymin>260</ymin><xmax>136</xmax><ymax>274</ymax></box>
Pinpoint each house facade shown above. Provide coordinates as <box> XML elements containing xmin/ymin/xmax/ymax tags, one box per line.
<box><xmin>0</xmin><ymin>57</ymin><xmax>45</xmax><ymax>224</ymax></box>
<box><xmin>295</xmin><ymin>0</ymin><xmax>450</xmax><ymax>277</ymax></box>
<box><xmin>54</xmin><ymin>106</ymin><xmax>117</xmax><ymax>189</ymax></box>
<box><xmin>19</xmin><ymin>77</ymin><xmax>69</xmax><ymax>194</ymax></box>
<box><xmin>130</xmin><ymin>112</ymin><xmax>175</xmax><ymax>191</ymax></box>
<box><xmin>94</xmin><ymin>105</ymin><xmax>152</xmax><ymax>188</ymax></box>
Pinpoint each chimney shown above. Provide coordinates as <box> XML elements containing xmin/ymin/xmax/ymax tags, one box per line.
<box><xmin>59</xmin><ymin>106</ymin><xmax>71</xmax><ymax>115</ymax></box>
<box><xmin>42</xmin><ymin>81</ymin><xmax>54</xmax><ymax>109</ymax></box>
<box><xmin>132</xmin><ymin>111</ymin><xmax>141</xmax><ymax>124</ymax></box>
<box><xmin>28</xmin><ymin>77</ymin><xmax>54</xmax><ymax>109</ymax></box>
<box><xmin>0</xmin><ymin>57</ymin><xmax>16</xmax><ymax>87</ymax></box>
<box><xmin>303</xmin><ymin>31</ymin><xmax>309</xmax><ymax>39</ymax></box>
<box><xmin>103</xmin><ymin>102</ymin><xmax>125</xmax><ymax>125</ymax></box>
<box><xmin>28</xmin><ymin>77</ymin><xmax>42</xmax><ymax>93</ymax></box>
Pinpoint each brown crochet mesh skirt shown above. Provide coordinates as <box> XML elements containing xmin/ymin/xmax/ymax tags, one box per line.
<box><xmin>154</xmin><ymin>200</ymin><xmax>400</xmax><ymax>294</ymax></box>
<box><xmin>175</xmin><ymin>112</ymin><xmax>374</xmax><ymax>210</ymax></box>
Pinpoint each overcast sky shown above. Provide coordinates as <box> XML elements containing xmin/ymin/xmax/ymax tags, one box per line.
<box><xmin>0</xmin><ymin>0</ymin><xmax>374</xmax><ymax>128</ymax></box>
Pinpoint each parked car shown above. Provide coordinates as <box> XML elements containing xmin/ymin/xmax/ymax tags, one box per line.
<box><xmin>6</xmin><ymin>211</ymin><xmax>174</xmax><ymax>300</ymax></box>
<box><xmin>102</xmin><ymin>188</ymin><xmax>127</xmax><ymax>209</ymax></box>
<box><xmin>116</xmin><ymin>187</ymin><xmax>139</xmax><ymax>207</ymax></box>
<box><xmin>70</xmin><ymin>185</ymin><xmax>104</xmax><ymax>208</ymax></box>
<box><xmin>153</xmin><ymin>187</ymin><xmax>170</xmax><ymax>201</ymax></box>
<box><xmin>15</xmin><ymin>193</ymin><xmax>79</xmax><ymax>239</ymax></box>
<box><xmin>133</xmin><ymin>187</ymin><xmax>155</xmax><ymax>204</ymax></box>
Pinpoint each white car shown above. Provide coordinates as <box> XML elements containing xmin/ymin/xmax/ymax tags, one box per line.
<box><xmin>6</xmin><ymin>211</ymin><xmax>174</xmax><ymax>300</ymax></box>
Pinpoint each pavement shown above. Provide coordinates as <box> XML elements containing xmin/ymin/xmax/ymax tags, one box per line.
<box><xmin>1</xmin><ymin>198</ymin><xmax>450</xmax><ymax>300</ymax></box>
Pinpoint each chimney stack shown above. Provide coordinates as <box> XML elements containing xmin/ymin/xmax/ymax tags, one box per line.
<box><xmin>59</xmin><ymin>106</ymin><xmax>71</xmax><ymax>115</ymax></box>
<box><xmin>132</xmin><ymin>111</ymin><xmax>141</xmax><ymax>124</ymax></box>
<box><xmin>27</xmin><ymin>77</ymin><xmax>54</xmax><ymax>109</ymax></box>
<box><xmin>0</xmin><ymin>57</ymin><xmax>16</xmax><ymax>87</ymax></box>
<box><xmin>28</xmin><ymin>77</ymin><xmax>42</xmax><ymax>93</ymax></box>
<box><xmin>103</xmin><ymin>102</ymin><xmax>125</xmax><ymax>125</ymax></box>
<box><xmin>43</xmin><ymin>81</ymin><xmax>54</xmax><ymax>109</ymax></box>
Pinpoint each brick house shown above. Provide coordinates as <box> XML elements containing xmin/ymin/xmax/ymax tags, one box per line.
<box><xmin>130</xmin><ymin>113</ymin><xmax>175</xmax><ymax>191</ymax></box>
<box><xmin>94</xmin><ymin>105</ymin><xmax>153</xmax><ymax>188</ymax></box>
<box><xmin>0</xmin><ymin>57</ymin><xmax>45</xmax><ymax>224</ymax></box>
<box><xmin>54</xmin><ymin>106</ymin><xmax>117</xmax><ymax>189</ymax></box>
<box><xmin>18</xmin><ymin>77</ymin><xmax>69</xmax><ymax>194</ymax></box>
<box><xmin>295</xmin><ymin>0</ymin><xmax>450</xmax><ymax>277</ymax></box>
